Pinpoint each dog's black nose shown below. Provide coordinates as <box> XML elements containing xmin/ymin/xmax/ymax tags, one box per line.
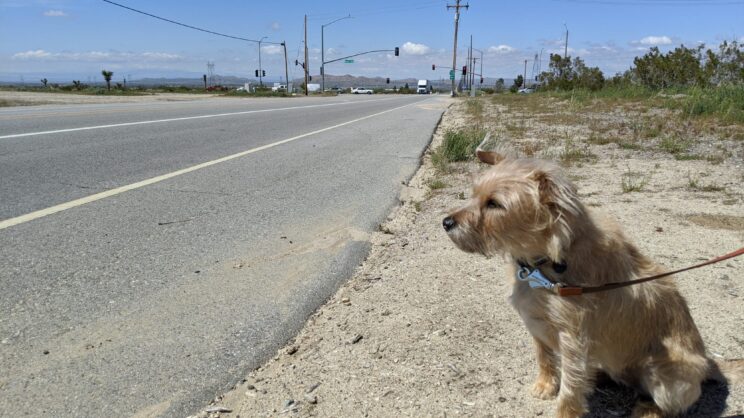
<box><xmin>443</xmin><ymin>216</ymin><xmax>456</xmax><ymax>231</ymax></box>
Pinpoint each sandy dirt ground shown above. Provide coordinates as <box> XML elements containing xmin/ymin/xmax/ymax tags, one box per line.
<box><xmin>194</xmin><ymin>96</ymin><xmax>743</xmax><ymax>418</ymax></box>
<box><xmin>0</xmin><ymin>90</ymin><xmax>221</xmax><ymax>106</ymax></box>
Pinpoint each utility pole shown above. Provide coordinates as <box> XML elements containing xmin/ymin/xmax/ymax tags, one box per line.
<box><xmin>564</xmin><ymin>23</ymin><xmax>569</xmax><ymax>58</ymax></box>
<box><xmin>469</xmin><ymin>35</ymin><xmax>475</xmax><ymax>96</ymax></box>
<box><xmin>469</xmin><ymin>35</ymin><xmax>473</xmax><ymax>91</ymax></box>
<box><xmin>304</xmin><ymin>14</ymin><xmax>309</xmax><ymax>95</ymax></box>
<box><xmin>523</xmin><ymin>59</ymin><xmax>528</xmax><ymax>88</ymax></box>
<box><xmin>258</xmin><ymin>36</ymin><xmax>267</xmax><ymax>87</ymax></box>
<box><xmin>282</xmin><ymin>41</ymin><xmax>289</xmax><ymax>91</ymax></box>
<box><xmin>447</xmin><ymin>0</ymin><xmax>468</xmax><ymax>97</ymax></box>
<box><xmin>321</xmin><ymin>15</ymin><xmax>352</xmax><ymax>93</ymax></box>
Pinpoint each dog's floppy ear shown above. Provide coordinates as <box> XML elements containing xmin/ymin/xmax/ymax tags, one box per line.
<box><xmin>476</xmin><ymin>149</ymin><xmax>506</xmax><ymax>165</ymax></box>
<box><xmin>475</xmin><ymin>132</ymin><xmax>517</xmax><ymax>165</ymax></box>
<box><xmin>530</xmin><ymin>168</ymin><xmax>582</xmax><ymax>262</ymax></box>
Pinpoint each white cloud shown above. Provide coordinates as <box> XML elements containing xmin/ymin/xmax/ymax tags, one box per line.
<box><xmin>488</xmin><ymin>44</ymin><xmax>515</xmax><ymax>53</ymax></box>
<box><xmin>271</xmin><ymin>22</ymin><xmax>281</xmax><ymax>31</ymax></box>
<box><xmin>141</xmin><ymin>52</ymin><xmax>182</xmax><ymax>60</ymax></box>
<box><xmin>12</xmin><ymin>50</ymin><xmax>184</xmax><ymax>62</ymax></box>
<box><xmin>401</xmin><ymin>41</ymin><xmax>431</xmax><ymax>56</ymax></box>
<box><xmin>261</xmin><ymin>45</ymin><xmax>283</xmax><ymax>55</ymax></box>
<box><xmin>43</xmin><ymin>9</ymin><xmax>68</xmax><ymax>17</ymax></box>
<box><xmin>637</xmin><ymin>36</ymin><xmax>672</xmax><ymax>46</ymax></box>
<box><xmin>12</xmin><ymin>49</ymin><xmax>52</xmax><ymax>59</ymax></box>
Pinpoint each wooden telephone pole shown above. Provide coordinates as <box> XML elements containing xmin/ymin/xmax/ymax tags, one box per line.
<box><xmin>304</xmin><ymin>14</ymin><xmax>309</xmax><ymax>96</ymax></box>
<box><xmin>447</xmin><ymin>0</ymin><xmax>468</xmax><ymax>96</ymax></box>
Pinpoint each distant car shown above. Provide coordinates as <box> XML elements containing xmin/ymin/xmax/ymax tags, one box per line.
<box><xmin>271</xmin><ymin>84</ymin><xmax>287</xmax><ymax>92</ymax></box>
<box><xmin>351</xmin><ymin>87</ymin><xmax>373</xmax><ymax>95</ymax></box>
<box><xmin>518</xmin><ymin>87</ymin><xmax>535</xmax><ymax>94</ymax></box>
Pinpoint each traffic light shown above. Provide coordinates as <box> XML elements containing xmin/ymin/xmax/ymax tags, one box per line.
<box><xmin>255</xmin><ymin>70</ymin><xmax>259</xmax><ymax>77</ymax></box>
<box><xmin>432</xmin><ymin>64</ymin><xmax>435</xmax><ymax>70</ymax></box>
<box><xmin>386</xmin><ymin>78</ymin><xmax>390</xmax><ymax>84</ymax></box>
<box><xmin>480</xmin><ymin>77</ymin><xmax>484</xmax><ymax>84</ymax></box>
<box><xmin>295</xmin><ymin>60</ymin><xmax>299</xmax><ymax>66</ymax></box>
<box><xmin>262</xmin><ymin>70</ymin><xmax>266</xmax><ymax>77</ymax></box>
<box><xmin>308</xmin><ymin>75</ymin><xmax>312</xmax><ymax>81</ymax></box>
<box><xmin>394</xmin><ymin>47</ymin><xmax>399</xmax><ymax>56</ymax></box>
<box><xmin>462</xmin><ymin>65</ymin><xmax>467</xmax><ymax>75</ymax></box>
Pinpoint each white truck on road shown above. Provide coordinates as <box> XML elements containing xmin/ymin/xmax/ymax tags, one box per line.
<box><xmin>416</xmin><ymin>79</ymin><xmax>431</xmax><ymax>94</ymax></box>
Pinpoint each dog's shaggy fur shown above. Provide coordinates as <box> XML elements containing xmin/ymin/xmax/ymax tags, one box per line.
<box><xmin>443</xmin><ymin>150</ymin><xmax>743</xmax><ymax>417</ymax></box>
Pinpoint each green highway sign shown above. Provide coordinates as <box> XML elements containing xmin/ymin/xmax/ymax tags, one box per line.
<box><xmin>449</xmin><ymin>69</ymin><xmax>455</xmax><ymax>80</ymax></box>
<box><xmin>344</xmin><ymin>59</ymin><xmax>354</xmax><ymax>63</ymax></box>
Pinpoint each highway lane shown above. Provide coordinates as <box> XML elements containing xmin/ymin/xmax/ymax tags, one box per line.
<box><xmin>0</xmin><ymin>95</ymin><xmax>448</xmax><ymax>416</ymax></box>
<box><xmin>1</xmin><ymin>95</ymin><xmax>420</xmax><ymax>220</ymax></box>
<box><xmin>0</xmin><ymin>95</ymin><xmax>397</xmax><ymax>137</ymax></box>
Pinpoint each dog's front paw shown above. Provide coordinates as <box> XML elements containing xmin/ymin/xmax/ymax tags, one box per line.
<box><xmin>530</xmin><ymin>377</ymin><xmax>559</xmax><ymax>400</ymax></box>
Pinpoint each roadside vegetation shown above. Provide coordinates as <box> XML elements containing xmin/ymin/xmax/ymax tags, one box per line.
<box><xmin>430</xmin><ymin>39</ymin><xmax>742</xmax><ymax>205</ymax></box>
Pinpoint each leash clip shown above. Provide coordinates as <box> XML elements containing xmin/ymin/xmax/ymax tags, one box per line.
<box><xmin>517</xmin><ymin>266</ymin><xmax>556</xmax><ymax>290</ymax></box>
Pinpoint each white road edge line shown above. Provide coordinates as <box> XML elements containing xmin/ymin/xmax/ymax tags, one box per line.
<box><xmin>0</xmin><ymin>97</ymin><xmax>398</xmax><ymax>140</ymax></box>
<box><xmin>0</xmin><ymin>97</ymin><xmax>434</xmax><ymax>230</ymax></box>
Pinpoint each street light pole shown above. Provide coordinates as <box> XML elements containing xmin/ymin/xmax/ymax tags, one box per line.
<box><xmin>282</xmin><ymin>41</ymin><xmax>289</xmax><ymax>91</ymax></box>
<box><xmin>321</xmin><ymin>15</ymin><xmax>352</xmax><ymax>93</ymax></box>
<box><xmin>258</xmin><ymin>35</ymin><xmax>267</xmax><ymax>87</ymax></box>
<box><xmin>473</xmin><ymin>47</ymin><xmax>483</xmax><ymax>83</ymax></box>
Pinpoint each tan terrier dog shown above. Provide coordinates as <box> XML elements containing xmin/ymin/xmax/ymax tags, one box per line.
<box><xmin>443</xmin><ymin>148</ymin><xmax>743</xmax><ymax>418</ymax></box>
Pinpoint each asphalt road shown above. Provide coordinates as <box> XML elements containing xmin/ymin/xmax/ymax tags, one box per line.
<box><xmin>0</xmin><ymin>94</ymin><xmax>448</xmax><ymax>416</ymax></box>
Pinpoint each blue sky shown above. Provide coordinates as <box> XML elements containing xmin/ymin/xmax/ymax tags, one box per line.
<box><xmin>1</xmin><ymin>0</ymin><xmax>743</xmax><ymax>83</ymax></box>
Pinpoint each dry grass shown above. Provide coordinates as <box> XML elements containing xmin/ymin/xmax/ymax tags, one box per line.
<box><xmin>621</xmin><ymin>171</ymin><xmax>650</xmax><ymax>193</ymax></box>
<box><xmin>0</xmin><ymin>98</ymin><xmax>45</xmax><ymax>107</ymax></box>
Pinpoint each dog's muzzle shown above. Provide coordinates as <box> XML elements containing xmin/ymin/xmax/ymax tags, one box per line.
<box><xmin>442</xmin><ymin>216</ymin><xmax>456</xmax><ymax>231</ymax></box>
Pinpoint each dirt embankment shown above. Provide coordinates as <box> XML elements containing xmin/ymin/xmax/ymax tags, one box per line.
<box><xmin>195</xmin><ymin>96</ymin><xmax>744</xmax><ymax>418</ymax></box>
<box><xmin>0</xmin><ymin>90</ymin><xmax>221</xmax><ymax>106</ymax></box>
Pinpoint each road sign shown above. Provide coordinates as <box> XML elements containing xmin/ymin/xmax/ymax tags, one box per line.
<box><xmin>344</xmin><ymin>59</ymin><xmax>354</xmax><ymax>63</ymax></box>
<box><xmin>449</xmin><ymin>69</ymin><xmax>455</xmax><ymax>80</ymax></box>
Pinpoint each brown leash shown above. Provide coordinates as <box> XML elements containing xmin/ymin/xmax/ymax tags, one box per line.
<box><xmin>556</xmin><ymin>246</ymin><xmax>744</xmax><ymax>297</ymax></box>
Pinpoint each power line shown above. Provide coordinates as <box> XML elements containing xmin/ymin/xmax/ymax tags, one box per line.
<box><xmin>551</xmin><ymin>0</ymin><xmax>744</xmax><ymax>4</ymax></box>
<box><xmin>306</xmin><ymin>1</ymin><xmax>445</xmax><ymax>20</ymax></box>
<box><xmin>101</xmin><ymin>0</ymin><xmax>282</xmax><ymax>44</ymax></box>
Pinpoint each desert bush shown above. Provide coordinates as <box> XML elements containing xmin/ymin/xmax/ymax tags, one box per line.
<box><xmin>439</xmin><ymin>128</ymin><xmax>487</xmax><ymax>162</ymax></box>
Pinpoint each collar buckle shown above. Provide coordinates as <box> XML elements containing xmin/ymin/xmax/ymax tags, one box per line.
<box><xmin>517</xmin><ymin>266</ymin><xmax>557</xmax><ymax>290</ymax></box>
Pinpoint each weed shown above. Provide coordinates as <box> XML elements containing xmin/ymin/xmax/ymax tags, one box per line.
<box><xmin>674</xmin><ymin>154</ymin><xmax>704</xmax><ymax>161</ymax></box>
<box><xmin>659</xmin><ymin>135</ymin><xmax>690</xmax><ymax>155</ymax></box>
<box><xmin>429</xmin><ymin>179</ymin><xmax>448</xmax><ymax>190</ymax></box>
<box><xmin>641</xmin><ymin>119</ymin><xmax>663</xmax><ymax>138</ymax></box>
<box><xmin>706</xmin><ymin>154</ymin><xmax>726</xmax><ymax>165</ymax></box>
<box><xmin>618</xmin><ymin>140</ymin><xmax>643</xmax><ymax>150</ymax></box>
<box><xmin>687</xmin><ymin>173</ymin><xmax>726</xmax><ymax>192</ymax></box>
<box><xmin>687</xmin><ymin>173</ymin><xmax>725</xmax><ymax>192</ymax></box>
<box><xmin>587</xmin><ymin>133</ymin><xmax>615</xmax><ymax>145</ymax></box>
<box><xmin>521</xmin><ymin>141</ymin><xmax>543</xmax><ymax>156</ymax></box>
<box><xmin>559</xmin><ymin>139</ymin><xmax>596</xmax><ymax>166</ymax></box>
<box><xmin>504</xmin><ymin>121</ymin><xmax>527</xmax><ymax>138</ymax></box>
<box><xmin>668</xmin><ymin>85</ymin><xmax>744</xmax><ymax>124</ymax></box>
<box><xmin>439</xmin><ymin>128</ymin><xmax>486</xmax><ymax>162</ymax></box>
<box><xmin>430</xmin><ymin>149</ymin><xmax>450</xmax><ymax>173</ymax></box>
<box><xmin>465</xmin><ymin>98</ymin><xmax>484</xmax><ymax>119</ymax></box>
<box><xmin>621</xmin><ymin>171</ymin><xmax>650</xmax><ymax>193</ymax></box>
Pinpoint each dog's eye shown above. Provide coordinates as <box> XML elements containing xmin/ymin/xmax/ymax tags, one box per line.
<box><xmin>486</xmin><ymin>199</ymin><xmax>503</xmax><ymax>210</ymax></box>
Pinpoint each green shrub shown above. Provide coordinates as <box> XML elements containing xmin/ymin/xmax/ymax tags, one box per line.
<box><xmin>671</xmin><ymin>85</ymin><xmax>744</xmax><ymax>123</ymax></box>
<box><xmin>440</xmin><ymin>128</ymin><xmax>486</xmax><ymax>162</ymax></box>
